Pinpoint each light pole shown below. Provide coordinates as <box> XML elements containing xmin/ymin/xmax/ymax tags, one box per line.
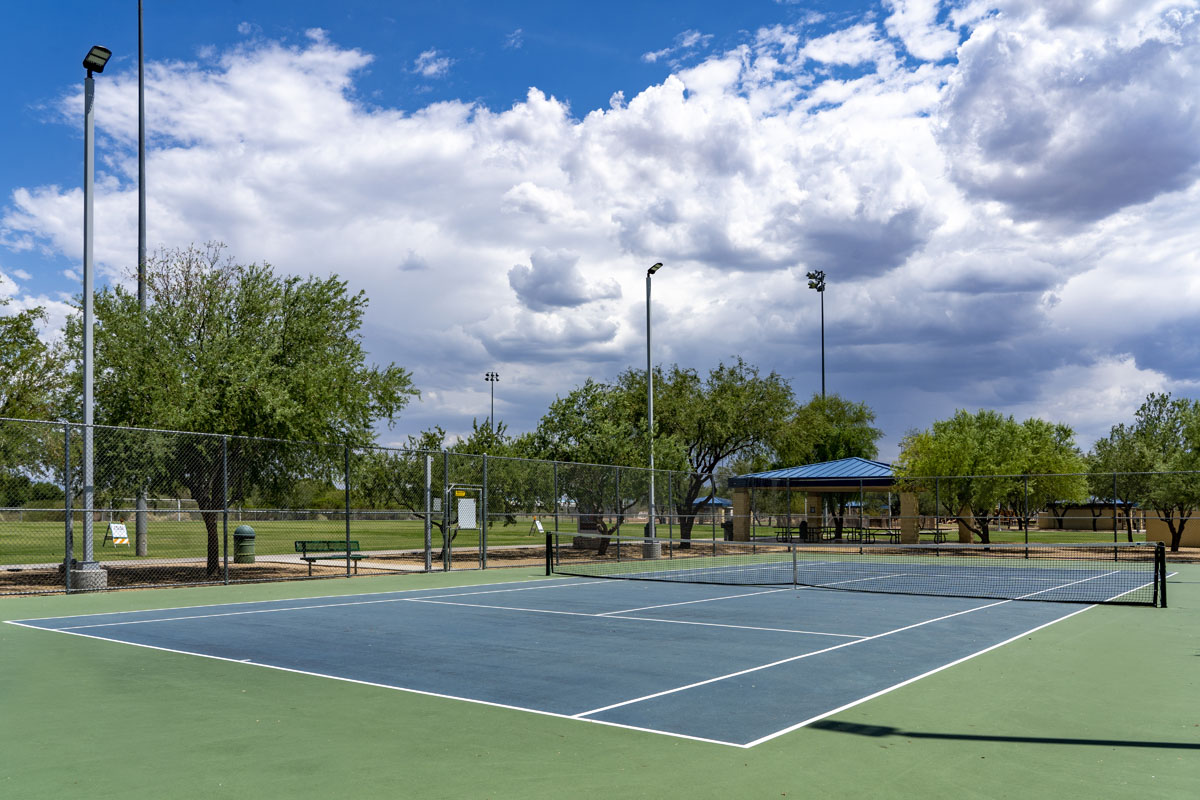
<box><xmin>806</xmin><ymin>269</ymin><xmax>826</xmax><ymax>397</ymax></box>
<box><xmin>78</xmin><ymin>45</ymin><xmax>112</xmax><ymax>590</ymax></box>
<box><xmin>484</xmin><ymin>372</ymin><xmax>499</xmax><ymax>432</ymax></box>
<box><xmin>136</xmin><ymin>0</ymin><xmax>149</xmax><ymax>556</ymax></box>
<box><xmin>645</xmin><ymin>262</ymin><xmax>663</xmax><ymax>559</ymax></box>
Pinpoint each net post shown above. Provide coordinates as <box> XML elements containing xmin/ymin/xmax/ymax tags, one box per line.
<box><xmin>545</xmin><ymin>531</ymin><xmax>552</xmax><ymax>576</ymax></box>
<box><xmin>1157</xmin><ymin>542</ymin><xmax>1167</xmax><ymax>608</ymax></box>
<box><xmin>791</xmin><ymin>541</ymin><xmax>798</xmax><ymax>590</ymax></box>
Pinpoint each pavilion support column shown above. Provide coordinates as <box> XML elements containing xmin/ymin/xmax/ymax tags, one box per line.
<box><xmin>732</xmin><ymin>488</ymin><xmax>750</xmax><ymax>541</ymax></box>
<box><xmin>899</xmin><ymin>492</ymin><xmax>919</xmax><ymax>543</ymax></box>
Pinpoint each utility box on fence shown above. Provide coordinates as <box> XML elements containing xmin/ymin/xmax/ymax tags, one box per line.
<box><xmin>233</xmin><ymin>525</ymin><xmax>256</xmax><ymax>563</ymax></box>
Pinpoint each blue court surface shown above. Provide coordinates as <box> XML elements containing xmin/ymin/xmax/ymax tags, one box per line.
<box><xmin>9</xmin><ymin>577</ymin><xmax>1111</xmax><ymax>747</ymax></box>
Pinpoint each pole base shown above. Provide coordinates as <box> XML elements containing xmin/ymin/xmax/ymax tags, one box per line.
<box><xmin>642</xmin><ymin>540</ymin><xmax>662</xmax><ymax>560</ymax></box>
<box><xmin>66</xmin><ymin>562</ymin><xmax>108</xmax><ymax>591</ymax></box>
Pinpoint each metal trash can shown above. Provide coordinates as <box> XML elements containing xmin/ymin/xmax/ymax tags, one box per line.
<box><xmin>722</xmin><ymin>520</ymin><xmax>734</xmax><ymax>541</ymax></box>
<box><xmin>233</xmin><ymin>524</ymin><xmax>256</xmax><ymax>564</ymax></box>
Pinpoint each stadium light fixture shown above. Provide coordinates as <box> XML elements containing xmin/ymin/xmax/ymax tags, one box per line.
<box><xmin>83</xmin><ymin>45</ymin><xmax>112</xmax><ymax>74</ymax></box>
<box><xmin>806</xmin><ymin>269</ymin><xmax>826</xmax><ymax>397</ymax></box>
<box><xmin>485</xmin><ymin>371</ymin><xmax>500</xmax><ymax>433</ymax></box>
<box><xmin>646</xmin><ymin>263</ymin><xmax>664</xmax><ymax>558</ymax></box>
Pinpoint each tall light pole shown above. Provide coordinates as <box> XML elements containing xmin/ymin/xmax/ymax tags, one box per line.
<box><xmin>78</xmin><ymin>45</ymin><xmax>112</xmax><ymax>590</ymax></box>
<box><xmin>136</xmin><ymin>0</ymin><xmax>149</xmax><ymax>556</ymax></box>
<box><xmin>484</xmin><ymin>372</ymin><xmax>499</xmax><ymax>432</ymax></box>
<box><xmin>645</xmin><ymin>262</ymin><xmax>663</xmax><ymax>559</ymax></box>
<box><xmin>806</xmin><ymin>269</ymin><xmax>826</xmax><ymax>397</ymax></box>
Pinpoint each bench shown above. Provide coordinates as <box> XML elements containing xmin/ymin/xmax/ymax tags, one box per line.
<box><xmin>294</xmin><ymin>540</ymin><xmax>365</xmax><ymax>576</ymax></box>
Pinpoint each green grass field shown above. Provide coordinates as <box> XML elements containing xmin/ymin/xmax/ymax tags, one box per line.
<box><xmin>1</xmin><ymin>565</ymin><xmax>1196</xmax><ymax>799</ymax></box>
<box><xmin>0</xmin><ymin>515</ymin><xmax>593</xmax><ymax>565</ymax></box>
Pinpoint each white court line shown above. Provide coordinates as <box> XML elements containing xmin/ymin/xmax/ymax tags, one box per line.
<box><xmin>10</xmin><ymin>574</ymin><xmax>584</xmax><ymax>623</ymax></box>
<box><xmin>2</xmin><ymin>621</ymin><xmax>745</xmax><ymax>749</ymax></box>
<box><xmin>740</xmin><ymin>604</ymin><xmax>1097</xmax><ymax>747</ymax></box>
<box><xmin>597</xmin><ymin>587</ymin><xmax>790</xmax><ymax>615</ymax></box>
<box><xmin>405</xmin><ymin>597</ymin><xmax>865</xmax><ymax>638</ymax></box>
<box><xmin>574</xmin><ymin>566</ymin><xmax>1150</xmax><ymax>721</ymax></box>
<box><xmin>571</xmin><ymin>599</ymin><xmax>1013</xmax><ymax>719</ymax></box>
<box><xmin>31</xmin><ymin>580</ymin><xmax>601</xmax><ymax>631</ymax></box>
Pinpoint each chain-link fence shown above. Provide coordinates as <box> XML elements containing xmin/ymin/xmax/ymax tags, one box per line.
<box><xmin>4</xmin><ymin>416</ymin><xmax>1197</xmax><ymax>596</ymax></box>
<box><xmin>737</xmin><ymin>471</ymin><xmax>1200</xmax><ymax>553</ymax></box>
<box><xmin>0</xmin><ymin>418</ymin><xmax>720</xmax><ymax>595</ymax></box>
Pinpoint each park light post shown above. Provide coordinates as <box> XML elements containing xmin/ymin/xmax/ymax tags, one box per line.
<box><xmin>645</xmin><ymin>262</ymin><xmax>663</xmax><ymax>558</ymax></box>
<box><xmin>484</xmin><ymin>371</ymin><xmax>499</xmax><ymax>432</ymax></box>
<box><xmin>135</xmin><ymin>0</ymin><xmax>150</xmax><ymax>556</ymax></box>
<box><xmin>806</xmin><ymin>269</ymin><xmax>826</xmax><ymax>397</ymax></box>
<box><xmin>77</xmin><ymin>45</ymin><xmax>112</xmax><ymax>590</ymax></box>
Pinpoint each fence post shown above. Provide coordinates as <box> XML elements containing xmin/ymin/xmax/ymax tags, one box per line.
<box><xmin>223</xmin><ymin>436</ymin><xmax>229</xmax><ymax>584</ymax></box>
<box><xmin>1112</xmin><ymin>472</ymin><xmax>1119</xmax><ymax>544</ymax></box>
<box><xmin>710</xmin><ymin>473</ymin><xmax>717</xmax><ymax>554</ymax></box>
<box><xmin>481</xmin><ymin>453</ymin><xmax>488</xmax><ymax>570</ymax></box>
<box><xmin>63</xmin><ymin>422</ymin><xmax>72</xmax><ymax>593</ymax></box>
<box><xmin>1023</xmin><ymin>474</ymin><xmax>1029</xmax><ymax>557</ymax></box>
<box><xmin>344</xmin><ymin>444</ymin><xmax>352</xmax><ymax>577</ymax></box>
<box><xmin>935</xmin><ymin>477</ymin><xmax>940</xmax><ymax>539</ymax></box>
<box><xmin>553</xmin><ymin>461</ymin><xmax>559</xmax><ymax>534</ymax></box>
<box><xmin>424</xmin><ymin>454</ymin><xmax>432</xmax><ymax>572</ymax></box>
<box><xmin>442</xmin><ymin>450</ymin><xmax>450</xmax><ymax>571</ymax></box>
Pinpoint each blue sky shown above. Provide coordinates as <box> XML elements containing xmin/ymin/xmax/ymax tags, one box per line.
<box><xmin>2</xmin><ymin>1</ymin><xmax>1199</xmax><ymax>459</ymax></box>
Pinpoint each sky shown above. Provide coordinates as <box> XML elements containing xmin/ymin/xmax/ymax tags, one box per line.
<box><xmin>2</xmin><ymin>0</ymin><xmax>1199</xmax><ymax>461</ymax></box>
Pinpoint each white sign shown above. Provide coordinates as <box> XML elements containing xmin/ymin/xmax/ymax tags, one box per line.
<box><xmin>106</xmin><ymin>522</ymin><xmax>129</xmax><ymax>546</ymax></box>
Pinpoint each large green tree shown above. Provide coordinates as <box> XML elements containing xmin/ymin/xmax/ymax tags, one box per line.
<box><xmin>779</xmin><ymin>394</ymin><xmax>883</xmax><ymax>536</ymax></box>
<box><xmin>66</xmin><ymin>243</ymin><xmax>418</xmax><ymax>576</ymax></box>
<box><xmin>0</xmin><ymin>300</ymin><xmax>67</xmax><ymax>422</ymax></box>
<box><xmin>1087</xmin><ymin>422</ymin><xmax>1154</xmax><ymax>540</ymax></box>
<box><xmin>1113</xmin><ymin>393</ymin><xmax>1200</xmax><ymax>551</ymax></box>
<box><xmin>895</xmin><ymin>410</ymin><xmax>1086</xmax><ymax>543</ymax></box>
<box><xmin>0</xmin><ymin>300</ymin><xmax>68</xmax><ymax>506</ymax></box>
<box><xmin>528</xmin><ymin>378</ymin><xmax>652</xmax><ymax>552</ymax></box>
<box><xmin>623</xmin><ymin>358</ymin><xmax>795</xmax><ymax>547</ymax></box>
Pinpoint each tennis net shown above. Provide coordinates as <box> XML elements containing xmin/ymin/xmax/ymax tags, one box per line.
<box><xmin>545</xmin><ymin>533</ymin><xmax>1166</xmax><ymax>607</ymax></box>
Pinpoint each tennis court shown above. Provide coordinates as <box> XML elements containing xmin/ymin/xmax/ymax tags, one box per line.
<box><xmin>4</xmin><ymin>559</ymin><xmax>1199</xmax><ymax>799</ymax></box>
<box><xmin>6</xmin><ymin>540</ymin><xmax>1169</xmax><ymax>747</ymax></box>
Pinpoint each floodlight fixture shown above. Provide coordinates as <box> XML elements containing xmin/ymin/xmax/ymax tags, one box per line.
<box><xmin>648</xmin><ymin>262</ymin><xmax>663</xmax><ymax>276</ymax></box>
<box><xmin>805</xmin><ymin>269</ymin><xmax>827</xmax><ymax>396</ymax></box>
<box><xmin>84</xmin><ymin>45</ymin><xmax>112</xmax><ymax>74</ymax></box>
<box><xmin>484</xmin><ymin>371</ymin><xmax>500</xmax><ymax>432</ymax></box>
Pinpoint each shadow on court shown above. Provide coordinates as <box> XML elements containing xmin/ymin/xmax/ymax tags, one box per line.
<box><xmin>811</xmin><ymin>719</ymin><xmax>1200</xmax><ymax>750</ymax></box>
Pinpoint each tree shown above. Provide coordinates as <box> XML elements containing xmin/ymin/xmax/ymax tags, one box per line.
<box><xmin>781</xmin><ymin>394</ymin><xmax>883</xmax><ymax>537</ymax></box>
<box><xmin>1014</xmin><ymin>418</ymin><xmax>1088</xmax><ymax>532</ymax></box>
<box><xmin>529</xmin><ymin>379</ymin><xmax>650</xmax><ymax>553</ymax></box>
<box><xmin>1116</xmin><ymin>393</ymin><xmax>1200</xmax><ymax>552</ymax></box>
<box><xmin>66</xmin><ymin>243</ymin><xmax>418</xmax><ymax>576</ymax></box>
<box><xmin>0</xmin><ymin>300</ymin><xmax>67</xmax><ymax>422</ymax></box>
<box><xmin>895</xmin><ymin>410</ymin><xmax>1086</xmax><ymax>543</ymax></box>
<box><xmin>627</xmin><ymin>358</ymin><xmax>795</xmax><ymax>547</ymax></box>
<box><xmin>1087</xmin><ymin>423</ymin><xmax>1153</xmax><ymax>541</ymax></box>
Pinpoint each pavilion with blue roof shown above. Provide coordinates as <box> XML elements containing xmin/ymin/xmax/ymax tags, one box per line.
<box><xmin>726</xmin><ymin>457</ymin><xmax>921</xmax><ymax>543</ymax></box>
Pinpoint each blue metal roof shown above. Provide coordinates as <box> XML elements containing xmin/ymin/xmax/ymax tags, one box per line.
<box><xmin>693</xmin><ymin>496</ymin><xmax>733</xmax><ymax>507</ymax></box>
<box><xmin>728</xmin><ymin>457</ymin><xmax>894</xmax><ymax>489</ymax></box>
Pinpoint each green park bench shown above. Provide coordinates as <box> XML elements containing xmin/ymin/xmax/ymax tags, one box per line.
<box><xmin>294</xmin><ymin>540</ymin><xmax>365</xmax><ymax>576</ymax></box>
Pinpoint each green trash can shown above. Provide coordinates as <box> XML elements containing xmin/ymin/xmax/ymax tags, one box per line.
<box><xmin>233</xmin><ymin>525</ymin><xmax>256</xmax><ymax>564</ymax></box>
